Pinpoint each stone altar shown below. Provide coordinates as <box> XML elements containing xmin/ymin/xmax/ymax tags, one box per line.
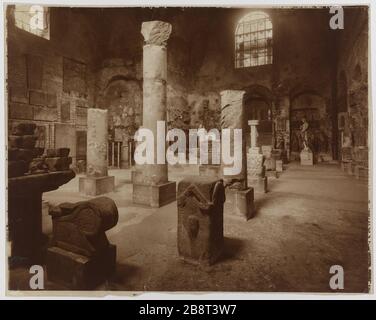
<box><xmin>247</xmin><ymin>120</ymin><xmax>268</xmax><ymax>193</ymax></box>
<box><xmin>46</xmin><ymin>197</ymin><xmax>118</xmax><ymax>289</ymax></box>
<box><xmin>177</xmin><ymin>177</ymin><xmax>225</xmax><ymax>265</ymax></box>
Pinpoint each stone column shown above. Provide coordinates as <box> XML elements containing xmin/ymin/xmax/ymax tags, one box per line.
<box><xmin>249</xmin><ymin>120</ymin><xmax>260</xmax><ymax>153</ymax></box>
<box><xmin>132</xmin><ymin>21</ymin><xmax>176</xmax><ymax>208</ymax></box>
<box><xmin>220</xmin><ymin>90</ymin><xmax>255</xmax><ymax>220</ymax></box>
<box><xmin>247</xmin><ymin>120</ymin><xmax>268</xmax><ymax>193</ymax></box>
<box><xmin>79</xmin><ymin>108</ymin><xmax>114</xmax><ymax>196</ymax></box>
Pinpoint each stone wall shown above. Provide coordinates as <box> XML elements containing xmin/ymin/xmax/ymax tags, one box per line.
<box><xmin>7</xmin><ymin>7</ymin><xmax>368</xmax><ymax>164</ymax></box>
<box><xmin>187</xmin><ymin>8</ymin><xmax>337</xmax><ymax>160</ymax></box>
<box><xmin>336</xmin><ymin>7</ymin><xmax>368</xmax><ymax>166</ymax></box>
<box><xmin>7</xmin><ymin>7</ymin><xmax>98</xmax><ymax>164</ymax></box>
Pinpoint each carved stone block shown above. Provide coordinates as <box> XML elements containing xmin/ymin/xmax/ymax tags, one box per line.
<box><xmin>46</xmin><ymin>197</ymin><xmax>118</xmax><ymax>289</ymax></box>
<box><xmin>177</xmin><ymin>177</ymin><xmax>225</xmax><ymax>265</ymax></box>
<box><xmin>225</xmin><ymin>187</ymin><xmax>255</xmax><ymax>220</ymax></box>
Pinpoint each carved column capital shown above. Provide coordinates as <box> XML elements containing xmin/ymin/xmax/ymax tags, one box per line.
<box><xmin>141</xmin><ymin>21</ymin><xmax>172</xmax><ymax>46</ymax></box>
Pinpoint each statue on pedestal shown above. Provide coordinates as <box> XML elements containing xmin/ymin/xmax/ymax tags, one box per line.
<box><xmin>300</xmin><ymin>117</ymin><xmax>309</xmax><ymax>151</ymax></box>
<box><xmin>300</xmin><ymin>117</ymin><xmax>313</xmax><ymax>165</ymax></box>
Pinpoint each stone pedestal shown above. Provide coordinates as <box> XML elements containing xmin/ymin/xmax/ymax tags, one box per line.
<box><xmin>177</xmin><ymin>177</ymin><xmax>225</xmax><ymax>265</ymax></box>
<box><xmin>133</xmin><ymin>181</ymin><xmax>176</xmax><ymax>208</ymax></box>
<box><xmin>300</xmin><ymin>148</ymin><xmax>313</xmax><ymax>166</ymax></box>
<box><xmin>225</xmin><ymin>188</ymin><xmax>255</xmax><ymax>220</ymax></box>
<box><xmin>8</xmin><ymin>170</ymin><xmax>75</xmax><ymax>264</ymax></box>
<box><xmin>247</xmin><ymin>120</ymin><xmax>268</xmax><ymax>193</ymax></box>
<box><xmin>46</xmin><ymin>196</ymin><xmax>118</xmax><ymax>289</ymax></box>
<box><xmin>132</xmin><ymin>21</ymin><xmax>176</xmax><ymax>207</ymax></box>
<box><xmin>80</xmin><ymin>108</ymin><xmax>114</xmax><ymax>196</ymax></box>
<box><xmin>46</xmin><ymin>244</ymin><xmax>116</xmax><ymax>290</ymax></box>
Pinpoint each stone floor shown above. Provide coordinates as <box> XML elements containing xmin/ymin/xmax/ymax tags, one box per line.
<box><xmin>8</xmin><ymin>162</ymin><xmax>370</xmax><ymax>293</ymax></box>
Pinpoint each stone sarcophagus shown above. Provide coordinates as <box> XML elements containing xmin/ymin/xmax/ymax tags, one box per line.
<box><xmin>177</xmin><ymin>177</ymin><xmax>225</xmax><ymax>265</ymax></box>
<box><xmin>46</xmin><ymin>197</ymin><xmax>118</xmax><ymax>289</ymax></box>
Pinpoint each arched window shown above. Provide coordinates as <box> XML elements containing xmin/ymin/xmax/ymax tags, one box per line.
<box><xmin>12</xmin><ymin>5</ymin><xmax>50</xmax><ymax>40</ymax></box>
<box><xmin>235</xmin><ymin>11</ymin><xmax>272</xmax><ymax>68</ymax></box>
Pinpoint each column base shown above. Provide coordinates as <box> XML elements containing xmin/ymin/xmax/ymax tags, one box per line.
<box><xmin>79</xmin><ymin>176</ymin><xmax>115</xmax><ymax>196</ymax></box>
<box><xmin>248</xmin><ymin>176</ymin><xmax>268</xmax><ymax>193</ymax></box>
<box><xmin>133</xmin><ymin>181</ymin><xmax>176</xmax><ymax>208</ymax></box>
<box><xmin>46</xmin><ymin>244</ymin><xmax>116</xmax><ymax>290</ymax></box>
<box><xmin>225</xmin><ymin>188</ymin><xmax>255</xmax><ymax>220</ymax></box>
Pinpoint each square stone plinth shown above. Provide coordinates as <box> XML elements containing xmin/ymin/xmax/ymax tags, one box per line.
<box><xmin>79</xmin><ymin>176</ymin><xmax>114</xmax><ymax>196</ymax></box>
<box><xmin>300</xmin><ymin>150</ymin><xmax>313</xmax><ymax>166</ymax></box>
<box><xmin>248</xmin><ymin>176</ymin><xmax>268</xmax><ymax>193</ymax></box>
<box><xmin>225</xmin><ymin>188</ymin><xmax>255</xmax><ymax>220</ymax></box>
<box><xmin>133</xmin><ymin>181</ymin><xmax>176</xmax><ymax>208</ymax></box>
<box><xmin>46</xmin><ymin>245</ymin><xmax>116</xmax><ymax>290</ymax></box>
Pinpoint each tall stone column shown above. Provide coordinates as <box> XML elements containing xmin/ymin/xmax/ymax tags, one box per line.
<box><xmin>79</xmin><ymin>108</ymin><xmax>114</xmax><ymax>196</ymax></box>
<box><xmin>132</xmin><ymin>21</ymin><xmax>176</xmax><ymax>208</ymax></box>
<box><xmin>220</xmin><ymin>90</ymin><xmax>254</xmax><ymax>220</ymax></box>
<box><xmin>247</xmin><ymin>120</ymin><xmax>268</xmax><ymax>193</ymax></box>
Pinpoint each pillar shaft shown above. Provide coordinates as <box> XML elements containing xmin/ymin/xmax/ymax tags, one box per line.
<box><xmin>220</xmin><ymin>90</ymin><xmax>247</xmax><ymax>188</ymax></box>
<box><xmin>86</xmin><ymin>108</ymin><xmax>108</xmax><ymax>177</ymax></box>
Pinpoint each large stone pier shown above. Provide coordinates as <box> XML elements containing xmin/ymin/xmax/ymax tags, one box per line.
<box><xmin>247</xmin><ymin>120</ymin><xmax>268</xmax><ymax>193</ymax></box>
<box><xmin>132</xmin><ymin>21</ymin><xmax>176</xmax><ymax>208</ymax></box>
<box><xmin>220</xmin><ymin>90</ymin><xmax>255</xmax><ymax>220</ymax></box>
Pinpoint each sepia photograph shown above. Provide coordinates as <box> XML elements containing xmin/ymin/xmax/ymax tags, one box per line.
<box><xmin>2</xmin><ymin>1</ymin><xmax>372</xmax><ymax>297</ymax></box>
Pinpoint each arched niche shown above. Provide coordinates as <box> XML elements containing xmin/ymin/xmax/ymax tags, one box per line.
<box><xmin>290</xmin><ymin>92</ymin><xmax>332</xmax><ymax>161</ymax></box>
<box><xmin>100</xmin><ymin>76</ymin><xmax>142</xmax><ymax>168</ymax></box>
<box><xmin>244</xmin><ymin>85</ymin><xmax>274</xmax><ymax>147</ymax></box>
<box><xmin>103</xmin><ymin>76</ymin><xmax>142</xmax><ymax>143</ymax></box>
